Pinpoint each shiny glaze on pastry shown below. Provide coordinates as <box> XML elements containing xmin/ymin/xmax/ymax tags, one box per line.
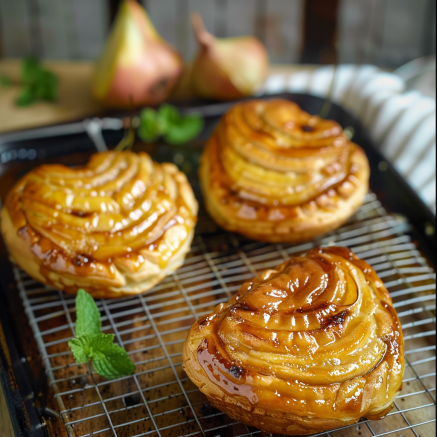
<box><xmin>1</xmin><ymin>151</ymin><xmax>198</xmax><ymax>298</ymax></box>
<box><xmin>199</xmin><ymin>99</ymin><xmax>370</xmax><ymax>243</ymax></box>
<box><xmin>183</xmin><ymin>247</ymin><xmax>404</xmax><ymax>435</ymax></box>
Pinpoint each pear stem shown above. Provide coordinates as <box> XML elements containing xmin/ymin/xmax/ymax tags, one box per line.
<box><xmin>191</xmin><ymin>13</ymin><xmax>214</xmax><ymax>47</ymax></box>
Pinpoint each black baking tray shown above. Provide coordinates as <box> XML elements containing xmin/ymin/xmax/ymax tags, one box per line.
<box><xmin>0</xmin><ymin>93</ymin><xmax>435</xmax><ymax>437</ymax></box>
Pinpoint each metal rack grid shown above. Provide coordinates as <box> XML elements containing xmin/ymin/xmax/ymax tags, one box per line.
<box><xmin>15</xmin><ymin>192</ymin><xmax>436</xmax><ymax>437</ymax></box>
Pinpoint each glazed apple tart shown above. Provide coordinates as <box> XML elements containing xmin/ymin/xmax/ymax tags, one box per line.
<box><xmin>199</xmin><ymin>99</ymin><xmax>370</xmax><ymax>243</ymax></box>
<box><xmin>1</xmin><ymin>151</ymin><xmax>198</xmax><ymax>298</ymax></box>
<box><xmin>183</xmin><ymin>247</ymin><xmax>404</xmax><ymax>435</ymax></box>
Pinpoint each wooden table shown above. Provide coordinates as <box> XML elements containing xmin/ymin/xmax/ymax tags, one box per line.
<box><xmin>0</xmin><ymin>59</ymin><xmax>107</xmax><ymax>133</ymax></box>
<box><xmin>0</xmin><ymin>387</ymin><xmax>13</xmax><ymax>437</ymax></box>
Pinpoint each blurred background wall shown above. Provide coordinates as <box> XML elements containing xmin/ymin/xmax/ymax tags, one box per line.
<box><xmin>0</xmin><ymin>0</ymin><xmax>435</xmax><ymax>69</ymax></box>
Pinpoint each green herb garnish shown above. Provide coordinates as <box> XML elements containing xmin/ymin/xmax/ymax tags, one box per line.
<box><xmin>138</xmin><ymin>104</ymin><xmax>203</xmax><ymax>145</ymax></box>
<box><xmin>15</xmin><ymin>57</ymin><xmax>58</xmax><ymax>107</ymax></box>
<box><xmin>0</xmin><ymin>74</ymin><xmax>10</xmax><ymax>87</ymax></box>
<box><xmin>68</xmin><ymin>289</ymin><xmax>135</xmax><ymax>379</ymax></box>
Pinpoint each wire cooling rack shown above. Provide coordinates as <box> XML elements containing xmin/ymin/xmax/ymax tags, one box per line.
<box><xmin>14</xmin><ymin>192</ymin><xmax>436</xmax><ymax>437</ymax></box>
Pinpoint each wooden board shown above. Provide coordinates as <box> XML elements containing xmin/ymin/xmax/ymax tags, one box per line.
<box><xmin>0</xmin><ymin>385</ymin><xmax>14</xmax><ymax>437</ymax></box>
<box><xmin>0</xmin><ymin>59</ymin><xmax>106</xmax><ymax>134</ymax></box>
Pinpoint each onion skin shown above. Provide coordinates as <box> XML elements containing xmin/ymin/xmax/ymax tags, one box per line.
<box><xmin>92</xmin><ymin>0</ymin><xmax>183</xmax><ymax>108</ymax></box>
<box><xmin>190</xmin><ymin>13</ymin><xmax>269</xmax><ymax>101</ymax></box>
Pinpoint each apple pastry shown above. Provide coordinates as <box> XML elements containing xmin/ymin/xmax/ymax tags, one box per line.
<box><xmin>183</xmin><ymin>247</ymin><xmax>404</xmax><ymax>435</ymax></box>
<box><xmin>1</xmin><ymin>151</ymin><xmax>198</xmax><ymax>298</ymax></box>
<box><xmin>199</xmin><ymin>99</ymin><xmax>370</xmax><ymax>243</ymax></box>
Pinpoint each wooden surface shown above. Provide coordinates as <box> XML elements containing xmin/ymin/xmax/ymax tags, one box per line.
<box><xmin>0</xmin><ymin>59</ymin><xmax>107</xmax><ymax>133</ymax></box>
<box><xmin>0</xmin><ymin>384</ymin><xmax>14</xmax><ymax>437</ymax></box>
<box><xmin>0</xmin><ymin>59</ymin><xmax>314</xmax><ymax>134</ymax></box>
<box><xmin>0</xmin><ymin>0</ymin><xmax>434</xmax><ymax>69</ymax></box>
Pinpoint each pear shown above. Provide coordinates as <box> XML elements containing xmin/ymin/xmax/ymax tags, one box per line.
<box><xmin>92</xmin><ymin>0</ymin><xmax>183</xmax><ymax>108</ymax></box>
<box><xmin>190</xmin><ymin>13</ymin><xmax>269</xmax><ymax>101</ymax></box>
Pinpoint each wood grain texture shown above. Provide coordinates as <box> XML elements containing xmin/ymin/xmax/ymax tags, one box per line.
<box><xmin>224</xmin><ymin>0</ymin><xmax>257</xmax><ymax>38</ymax></box>
<box><xmin>265</xmin><ymin>0</ymin><xmax>305</xmax><ymax>63</ymax></box>
<box><xmin>0</xmin><ymin>0</ymin><xmax>32</xmax><ymax>57</ymax></box>
<box><xmin>186</xmin><ymin>0</ymin><xmax>219</xmax><ymax>60</ymax></box>
<box><xmin>0</xmin><ymin>0</ymin><xmax>434</xmax><ymax>67</ymax></box>
<box><xmin>338</xmin><ymin>0</ymin><xmax>430</xmax><ymax>67</ymax></box>
<box><xmin>69</xmin><ymin>0</ymin><xmax>109</xmax><ymax>60</ymax></box>
<box><xmin>0</xmin><ymin>384</ymin><xmax>14</xmax><ymax>437</ymax></box>
<box><xmin>145</xmin><ymin>0</ymin><xmax>181</xmax><ymax>55</ymax></box>
<box><xmin>378</xmin><ymin>0</ymin><xmax>429</xmax><ymax>67</ymax></box>
<box><xmin>0</xmin><ymin>59</ymin><xmax>106</xmax><ymax>133</ymax></box>
<box><xmin>37</xmin><ymin>0</ymin><xmax>71</xmax><ymax>59</ymax></box>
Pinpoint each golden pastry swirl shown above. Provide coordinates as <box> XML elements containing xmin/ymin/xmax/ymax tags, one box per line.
<box><xmin>1</xmin><ymin>151</ymin><xmax>198</xmax><ymax>298</ymax></box>
<box><xmin>183</xmin><ymin>247</ymin><xmax>404</xmax><ymax>435</ymax></box>
<box><xmin>200</xmin><ymin>99</ymin><xmax>370</xmax><ymax>243</ymax></box>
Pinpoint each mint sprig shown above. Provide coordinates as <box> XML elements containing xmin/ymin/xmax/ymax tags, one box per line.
<box><xmin>0</xmin><ymin>74</ymin><xmax>10</xmax><ymax>87</ymax></box>
<box><xmin>138</xmin><ymin>104</ymin><xmax>203</xmax><ymax>145</ymax></box>
<box><xmin>68</xmin><ymin>289</ymin><xmax>135</xmax><ymax>379</ymax></box>
<box><xmin>16</xmin><ymin>57</ymin><xmax>58</xmax><ymax>107</ymax></box>
<box><xmin>138</xmin><ymin>108</ymin><xmax>162</xmax><ymax>142</ymax></box>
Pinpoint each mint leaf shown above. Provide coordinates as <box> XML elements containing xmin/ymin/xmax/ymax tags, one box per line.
<box><xmin>0</xmin><ymin>74</ymin><xmax>10</xmax><ymax>87</ymax></box>
<box><xmin>88</xmin><ymin>335</ymin><xmax>136</xmax><ymax>379</ymax></box>
<box><xmin>21</xmin><ymin>57</ymin><xmax>40</xmax><ymax>83</ymax></box>
<box><xmin>164</xmin><ymin>113</ymin><xmax>203</xmax><ymax>145</ymax></box>
<box><xmin>69</xmin><ymin>333</ymin><xmax>135</xmax><ymax>379</ymax></box>
<box><xmin>36</xmin><ymin>70</ymin><xmax>58</xmax><ymax>101</ymax></box>
<box><xmin>137</xmin><ymin>104</ymin><xmax>203</xmax><ymax>145</ymax></box>
<box><xmin>75</xmin><ymin>289</ymin><xmax>102</xmax><ymax>336</ymax></box>
<box><xmin>159</xmin><ymin>104</ymin><xmax>204</xmax><ymax>145</ymax></box>
<box><xmin>69</xmin><ymin>334</ymin><xmax>94</xmax><ymax>363</ymax></box>
<box><xmin>69</xmin><ymin>290</ymin><xmax>135</xmax><ymax>379</ymax></box>
<box><xmin>158</xmin><ymin>104</ymin><xmax>180</xmax><ymax>130</ymax></box>
<box><xmin>16</xmin><ymin>86</ymin><xmax>36</xmax><ymax>107</ymax></box>
<box><xmin>138</xmin><ymin>108</ymin><xmax>163</xmax><ymax>142</ymax></box>
<box><xmin>15</xmin><ymin>57</ymin><xmax>58</xmax><ymax>106</ymax></box>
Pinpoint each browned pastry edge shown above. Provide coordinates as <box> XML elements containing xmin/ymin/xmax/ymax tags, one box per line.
<box><xmin>199</xmin><ymin>99</ymin><xmax>371</xmax><ymax>244</ymax></box>
<box><xmin>200</xmin><ymin>144</ymin><xmax>370</xmax><ymax>244</ymax></box>
<box><xmin>183</xmin><ymin>247</ymin><xmax>404</xmax><ymax>435</ymax></box>
<box><xmin>0</xmin><ymin>151</ymin><xmax>198</xmax><ymax>298</ymax></box>
<box><xmin>183</xmin><ymin>337</ymin><xmax>365</xmax><ymax>435</ymax></box>
<box><xmin>1</xmin><ymin>207</ymin><xmax>195</xmax><ymax>298</ymax></box>
<box><xmin>183</xmin><ymin>331</ymin><xmax>395</xmax><ymax>435</ymax></box>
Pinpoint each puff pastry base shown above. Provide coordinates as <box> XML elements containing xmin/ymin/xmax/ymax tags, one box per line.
<box><xmin>183</xmin><ymin>247</ymin><xmax>404</xmax><ymax>435</ymax></box>
<box><xmin>1</xmin><ymin>151</ymin><xmax>198</xmax><ymax>298</ymax></box>
<box><xmin>200</xmin><ymin>99</ymin><xmax>370</xmax><ymax>243</ymax></box>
